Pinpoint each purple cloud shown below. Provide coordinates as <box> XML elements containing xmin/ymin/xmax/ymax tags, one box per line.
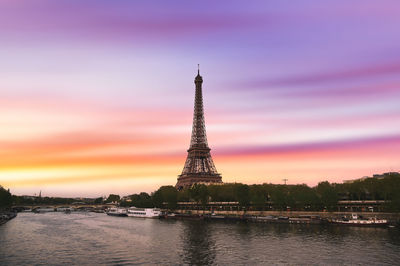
<box><xmin>215</xmin><ymin>134</ymin><xmax>400</xmax><ymax>157</ymax></box>
<box><xmin>0</xmin><ymin>2</ymin><xmax>277</xmax><ymax>43</ymax></box>
<box><xmin>241</xmin><ymin>61</ymin><xmax>400</xmax><ymax>89</ymax></box>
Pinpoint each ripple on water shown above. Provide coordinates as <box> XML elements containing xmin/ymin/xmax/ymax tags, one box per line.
<box><xmin>1</xmin><ymin>213</ymin><xmax>400</xmax><ymax>265</ymax></box>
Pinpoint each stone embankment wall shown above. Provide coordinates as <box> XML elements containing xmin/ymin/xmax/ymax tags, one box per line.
<box><xmin>0</xmin><ymin>211</ymin><xmax>17</xmax><ymax>226</ymax></box>
<box><xmin>175</xmin><ymin>209</ymin><xmax>400</xmax><ymax>223</ymax></box>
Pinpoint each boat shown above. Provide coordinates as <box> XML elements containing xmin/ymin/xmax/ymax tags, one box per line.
<box><xmin>330</xmin><ymin>213</ymin><xmax>387</xmax><ymax>226</ymax></box>
<box><xmin>206</xmin><ymin>213</ymin><xmax>226</xmax><ymax>220</ymax></box>
<box><xmin>56</xmin><ymin>207</ymin><xmax>71</xmax><ymax>212</ymax></box>
<box><xmin>106</xmin><ymin>207</ymin><xmax>127</xmax><ymax>217</ymax></box>
<box><xmin>127</xmin><ymin>207</ymin><xmax>162</xmax><ymax>218</ymax></box>
<box><xmin>172</xmin><ymin>213</ymin><xmax>204</xmax><ymax>220</ymax></box>
<box><xmin>162</xmin><ymin>212</ymin><xmax>204</xmax><ymax>220</ymax></box>
<box><xmin>161</xmin><ymin>213</ymin><xmax>176</xmax><ymax>219</ymax></box>
<box><xmin>92</xmin><ymin>208</ymin><xmax>105</xmax><ymax>213</ymax></box>
<box><xmin>33</xmin><ymin>207</ymin><xmax>55</xmax><ymax>213</ymax></box>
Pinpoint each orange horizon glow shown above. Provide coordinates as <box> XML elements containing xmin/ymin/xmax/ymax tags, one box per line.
<box><xmin>1</xmin><ymin>98</ymin><xmax>399</xmax><ymax>197</ymax></box>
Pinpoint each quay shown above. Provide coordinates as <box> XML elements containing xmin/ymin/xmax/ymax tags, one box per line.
<box><xmin>5</xmin><ymin>205</ymin><xmax>400</xmax><ymax>227</ymax></box>
<box><xmin>9</xmin><ymin>202</ymin><xmax>400</xmax><ymax>227</ymax></box>
<box><xmin>170</xmin><ymin>209</ymin><xmax>400</xmax><ymax>226</ymax></box>
<box><xmin>0</xmin><ymin>211</ymin><xmax>17</xmax><ymax>226</ymax></box>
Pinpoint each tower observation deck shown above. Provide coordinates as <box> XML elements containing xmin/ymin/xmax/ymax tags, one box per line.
<box><xmin>175</xmin><ymin>68</ymin><xmax>222</xmax><ymax>190</ymax></box>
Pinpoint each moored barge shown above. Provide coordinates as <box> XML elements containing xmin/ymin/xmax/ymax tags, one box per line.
<box><xmin>329</xmin><ymin>213</ymin><xmax>387</xmax><ymax>227</ymax></box>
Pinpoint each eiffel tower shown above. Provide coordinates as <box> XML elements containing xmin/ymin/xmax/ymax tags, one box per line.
<box><xmin>175</xmin><ymin>67</ymin><xmax>222</xmax><ymax>190</ymax></box>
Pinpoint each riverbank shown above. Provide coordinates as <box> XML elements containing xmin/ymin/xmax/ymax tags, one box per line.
<box><xmin>0</xmin><ymin>211</ymin><xmax>17</xmax><ymax>226</ymax></box>
<box><xmin>173</xmin><ymin>209</ymin><xmax>400</xmax><ymax>226</ymax></box>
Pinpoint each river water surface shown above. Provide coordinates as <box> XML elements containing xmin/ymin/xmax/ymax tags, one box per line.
<box><xmin>1</xmin><ymin>212</ymin><xmax>400</xmax><ymax>265</ymax></box>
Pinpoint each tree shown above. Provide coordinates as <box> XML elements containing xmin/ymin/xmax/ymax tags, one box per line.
<box><xmin>290</xmin><ymin>185</ymin><xmax>319</xmax><ymax>211</ymax></box>
<box><xmin>162</xmin><ymin>186</ymin><xmax>178</xmax><ymax>210</ymax></box>
<box><xmin>177</xmin><ymin>189</ymin><xmax>190</xmax><ymax>202</ymax></box>
<box><xmin>130</xmin><ymin>192</ymin><xmax>153</xmax><ymax>208</ymax></box>
<box><xmin>189</xmin><ymin>184</ymin><xmax>208</xmax><ymax>202</ymax></box>
<box><xmin>208</xmin><ymin>184</ymin><xmax>236</xmax><ymax>202</ymax></box>
<box><xmin>198</xmin><ymin>185</ymin><xmax>209</xmax><ymax>208</ymax></box>
<box><xmin>316</xmin><ymin>182</ymin><xmax>338</xmax><ymax>211</ymax></box>
<box><xmin>382</xmin><ymin>173</ymin><xmax>400</xmax><ymax>211</ymax></box>
<box><xmin>152</xmin><ymin>186</ymin><xmax>178</xmax><ymax>210</ymax></box>
<box><xmin>94</xmin><ymin>197</ymin><xmax>103</xmax><ymax>204</ymax></box>
<box><xmin>235</xmin><ymin>184</ymin><xmax>250</xmax><ymax>210</ymax></box>
<box><xmin>188</xmin><ymin>184</ymin><xmax>209</xmax><ymax>212</ymax></box>
<box><xmin>269</xmin><ymin>185</ymin><xmax>288</xmax><ymax>211</ymax></box>
<box><xmin>152</xmin><ymin>190</ymin><xmax>163</xmax><ymax>208</ymax></box>
<box><xmin>250</xmin><ymin>185</ymin><xmax>267</xmax><ymax>210</ymax></box>
<box><xmin>105</xmin><ymin>194</ymin><xmax>120</xmax><ymax>203</ymax></box>
<box><xmin>0</xmin><ymin>186</ymin><xmax>12</xmax><ymax>209</ymax></box>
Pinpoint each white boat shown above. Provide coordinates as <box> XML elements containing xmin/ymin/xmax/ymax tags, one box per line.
<box><xmin>331</xmin><ymin>213</ymin><xmax>387</xmax><ymax>226</ymax></box>
<box><xmin>33</xmin><ymin>207</ymin><xmax>55</xmax><ymax>213</ymax></box>
<box><xmin>106</xmin><ymin>207</ymin><xmax>127</xmax><ymax>217</ymax></box>
<box><xmin>56</xmin><ymin>207</ymin><xmax>72</xmax><ymax>212</ymax></box>
<box><xmin>127</xmin><ymin>207</ymin><xmax>161</xmax><ymax>218</ymax></box>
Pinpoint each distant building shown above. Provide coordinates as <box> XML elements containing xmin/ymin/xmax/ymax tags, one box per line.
<box><xmin>121</xmin><ymin>196</ymin><xmax>132</xmax><ymax>202</ymax></box>
<box><xmin>343</xmin><ymin>176</ymin><xmax>369</xmax><ymax>184</ymax></box>
<box><xmin>343</xmin><ymin>172</ymin><xmax>399</xmax><ymax>184</ymax></box>
<box><xmin>21</xmin><ymin>195</ymin><xmax>36</xmax><ymax>200</ymax></box>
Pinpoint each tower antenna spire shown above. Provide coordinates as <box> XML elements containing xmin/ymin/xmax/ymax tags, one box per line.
<box><xmin>197</xmin><ymin>64</ymin><xmax>200</xmax><ymax>75</ymax></box>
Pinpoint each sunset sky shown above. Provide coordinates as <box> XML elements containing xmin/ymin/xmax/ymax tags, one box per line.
<box><xmin>1</xmin><ymin>0</ymin><xmax>400</xmax><ymax>197</ymax></box>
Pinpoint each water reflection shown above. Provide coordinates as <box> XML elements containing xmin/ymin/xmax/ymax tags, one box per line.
<box><xmin>180</xmin><ymin>221</ymin><xmax>216</xmax><ymax>265</ymax></box>
<box><xmin>1</xmin><ymin>213</ymin><xmax>399</xmax><ymax>265</ymax></box>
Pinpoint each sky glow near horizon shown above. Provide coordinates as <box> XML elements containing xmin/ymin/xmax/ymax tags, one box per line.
<box><xmin>1</xmin><ymin>0</ymin><xmax>400</xmax><ymax>197</ymax></box>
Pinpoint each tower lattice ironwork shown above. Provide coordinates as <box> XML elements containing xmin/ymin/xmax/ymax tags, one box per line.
<box><xmin>175</xmin><ymin>68</ymin><xmax>222</xmax><ymax>190</ymax></box>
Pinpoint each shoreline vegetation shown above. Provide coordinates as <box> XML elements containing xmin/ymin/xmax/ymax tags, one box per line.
<box><xmin>0</xmin><ymin>186</ymin><xmax>16</xmax><ymax>225</ymax></box>
<box><xmin>8</xmin><ymin>172</ymin><xmax>400</xmax><ymax>211</ymax></box>
<box><xmin>1</xmin><ymin>172</ymin><xmax>400</xmax><ymax>226</ymax></box>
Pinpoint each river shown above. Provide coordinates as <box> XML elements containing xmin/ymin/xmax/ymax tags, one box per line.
<box><xmin>1</xmin><ymin>212</ymin><xmax>399</xmax><ymax>265</ymax></box>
